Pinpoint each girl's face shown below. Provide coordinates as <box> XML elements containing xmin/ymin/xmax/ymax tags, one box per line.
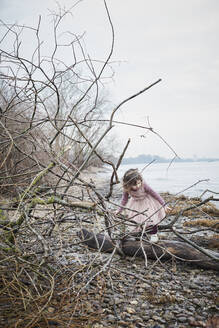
<box><xmin>130</xmin><ymin>179</ymin><xmax>142</xmax><ymax>191</ymax></box>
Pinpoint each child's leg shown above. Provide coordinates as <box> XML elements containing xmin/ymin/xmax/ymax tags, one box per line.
<box><xmin>146</xmin><ymin>225</ymin><xmax>158</xmax><ymax>235</ymax></box>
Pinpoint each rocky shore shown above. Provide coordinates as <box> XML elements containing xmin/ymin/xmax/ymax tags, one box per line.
<box><xmin>50</xmin><ymin>167</ymin><xmax>219</xmax><ymax>328</ymax></box>
<box><xmin>1</xmin><ymin>167</ymin><xmax>218</xmax><ymax>328</ymax></box>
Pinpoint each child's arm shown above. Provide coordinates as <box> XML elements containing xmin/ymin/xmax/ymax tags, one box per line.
<box><xmin>117</xmin><ymin>191</ymin><xmax>129</xmax><ymax>213</ymax></box>
<box><xmin>143</xmin><ymin>182</ymin><xmax>165</xmax><ymax>206</ymax></box>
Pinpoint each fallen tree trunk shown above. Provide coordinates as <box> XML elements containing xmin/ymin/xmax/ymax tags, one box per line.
<box><xmin>173</xmin><ymin>235</ymin><xmax>219</xmax><ymax>251</ymax></box>
<box><xmin>77</xmin><ymin>229</ymin><xmax>219</xmax><ymax>271</ymax></box>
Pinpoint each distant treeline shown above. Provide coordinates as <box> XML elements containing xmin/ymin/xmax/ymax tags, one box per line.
<box><xmin>121</xmin><ymin>154</ymin><xmax>219</xmax><ymax>165</ymax></box>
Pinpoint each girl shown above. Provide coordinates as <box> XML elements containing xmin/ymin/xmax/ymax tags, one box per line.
<box><xmin>117</xmin><ymin>168</ymin><xmax>167</xmax><ymax>243</ymax></box>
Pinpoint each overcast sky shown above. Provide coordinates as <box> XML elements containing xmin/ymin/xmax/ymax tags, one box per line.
<box><xmin>1</xmin><ymin>0</ymin><xmax>219</xmax><ymax>159</ymax></box>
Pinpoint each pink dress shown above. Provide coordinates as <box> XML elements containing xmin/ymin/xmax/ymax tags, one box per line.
<box><xmin>118</xmin><ymin>181</ymin><xmax>166</xmax><ymax>231</ymax></box>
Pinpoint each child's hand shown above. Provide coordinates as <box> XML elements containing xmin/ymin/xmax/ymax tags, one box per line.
<box><xmin>165</xmin><ymin>206</ymin><xmax>172</xmax><ymax>214</ymax></box>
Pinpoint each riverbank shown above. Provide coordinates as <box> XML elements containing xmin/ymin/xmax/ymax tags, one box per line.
<box><xmin>62</xmin><ymin>166</ymin><xmax>219</xmax><ymax>327</ymax></box>
<box><xmin>0</xmin><ymin>166</ymin><xmax>218</xmax><ymax>328</ymax></box>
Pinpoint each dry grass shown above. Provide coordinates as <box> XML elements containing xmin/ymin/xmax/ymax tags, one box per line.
<box><xmin>0</xmin><ymin>254</ymin><xmax>105</xmax><ymax>328</ymax></box>
<box><xmin>163</xmin><ymin>193</ymin><xmax>219</xmax><ymax>217</ymax></box>
<box><xmin>184</xmin><ymin>218</ymin><xmax>219</xmax><ymax>228</ymax></box>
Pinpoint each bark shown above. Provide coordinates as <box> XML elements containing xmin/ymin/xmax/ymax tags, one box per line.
<box><xmin>176</xmin><ymin>235</ymin><xmax>219</xmax><ymax>251</ymax></box>
<box><xmin>77</xmin><ymin>229</ymin><xmax>219</xmax><ymax>271</ymax></box>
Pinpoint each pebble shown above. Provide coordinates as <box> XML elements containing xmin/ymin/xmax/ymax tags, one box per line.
<box><xmin>47</xmin><ymin>307</ymin><xmax>55</xmax><ymax>313</ymax></box>
<box><xmin>138</xmin><ymin>288</ymin><xmax>145</xmax><ymax>293</ymax></box>
<box><xmin>130</xmin><ymin>300</ymin><xmax>138</xmax><ymax>305</ymax></box>
<box><xmin>126</xmin><ymin>307</ymin><xmax>136</xmax><ymax>314</ymax></box>
<box><xmin>107</xmin><ymin>314</ymin><xmax>115</xmax><ymax>322</ymax></box>
<box><xmin>177</xmin><ymin>316</ymin><xmax>187</xmax><ymax>323</ymax></box>
<box><xmin>115</xmin><ymin>297</ymin><xmax>123</xmax><ymax>304</ymax></box>
<box><xmin>93</xmin><ymin>324</ymin><xmax>104</xmax><ymax>328</ymax></box>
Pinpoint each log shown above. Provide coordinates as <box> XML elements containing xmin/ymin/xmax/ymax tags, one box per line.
<box><xmin>175</xmin><ymin>236</ymin><xmax>219</xmax><ymax>251</ymax></box>
<box><xmin>77</xmin><ymin>229</ymin><xmax>219</xmax><ymax>271</ymax></box>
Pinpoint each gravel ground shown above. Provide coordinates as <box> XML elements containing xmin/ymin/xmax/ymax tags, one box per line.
<box><xmin>2</xmin><ymin>167</ymin><xmax>218</xmax><ymax>328</ymax></box>
<box><xmin>52</xmin><ymin>249</ymin><xmax>218</xmax><ymax>328</ymax></box>
<box><xmin>47</xmin><ymin>169</ymin><xmax>219</xmax><ymax>328</ymax></box>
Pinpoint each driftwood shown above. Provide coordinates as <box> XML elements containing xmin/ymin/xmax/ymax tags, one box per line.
<box><xmin>175</xmin><ymin>235</ymin><xmax>219</xmax><ymax>251</ymax></box>
<box><xmin>77</xmin><ymin>229</ymin><xmax>219</xmax><ymax>271</ymax></box>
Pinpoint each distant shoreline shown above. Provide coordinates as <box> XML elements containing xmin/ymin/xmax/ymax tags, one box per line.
<box><xmin>121</xmin><ymin>155</ymin><xmax>219</xmax><ymax>165</ymax></box>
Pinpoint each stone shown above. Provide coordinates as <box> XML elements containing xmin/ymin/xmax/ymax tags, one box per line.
<box><xmin>130</xmin><ymin>300</ymin><xmax>138</xmax><ymax>305</ymax></box>
<box><xmin>47</xmin><ymin>307</ymin><xmax>55</xmax><ymax>313</ymax></box>
<box><xmin>177</xmin><ymin>316</ymin><xmax>187</xmax><ymax>323</ymax></box>
<box><xmin>114</xmin><ymin>297</ymin><xmax>123</xmax><ymax>304</ymax></box>
<box><xmin>107</xmin><ymin>315</ymin><xmax>115</xmax><ymax>322</ymax></box>
<box><xmin>126</xmin><ymin>307</ymin><xmax>136</xmax><ymax>314</ymax></box>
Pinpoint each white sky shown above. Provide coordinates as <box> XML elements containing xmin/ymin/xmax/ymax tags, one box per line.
<box><xmin>1</xmin><ymin>0</ymin><xmax>219</xmax><ymax>159</ymax></box>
